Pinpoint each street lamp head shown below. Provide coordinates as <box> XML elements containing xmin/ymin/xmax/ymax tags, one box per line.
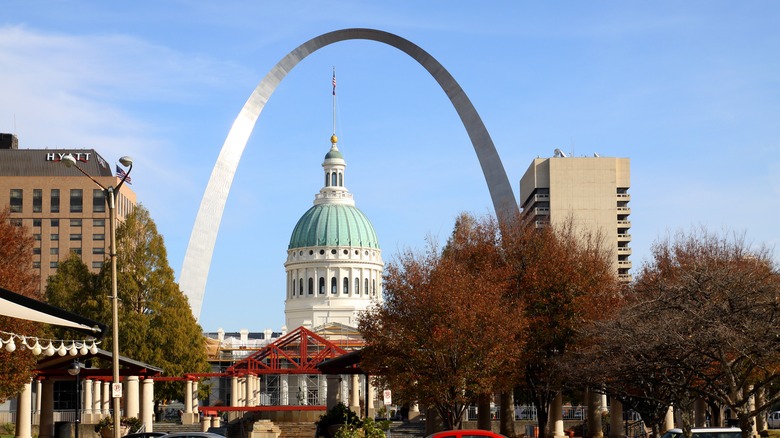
<box><xmin>68</xmin><ymin>361</ymin><xmax>81</xmax><ymax>376</ymax></box>
<box><xmin>61</xmin><ymin>155</ymin><xmax>77</xmax><ymax>168</ymax></box>
<box><xmin>118</xmin><ymin>156</ymin><xmax>133</xmax><ymax>167</ymax></box>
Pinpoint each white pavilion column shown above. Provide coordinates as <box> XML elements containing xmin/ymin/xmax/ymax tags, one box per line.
<box><xmin>15</xmin><ymin>379</ymin><xmax>32</xmax><ymax>438</ymax></box>
<box><xmin>126</xmin><ymin>376</ymin><xmax>140</xmax><ymax>419</ymax></box>
<box><xmin>230</xmin><ymin>376</ymin><xmax>238</xmax><ymax>406</ymax></box>
<box><xmin>368</xmin><ymin>383</ymin><xmax>375</xmax><ymax>411</ymax></box>
<box><xmin>281</xmin><ymin>375</ymin><xmax>289</xmax><ymax>405</ymax></box>
<box><xmin>341</xmin><ymin>376</ymin><xmax>349</xmax><ymax>405</ymax></box>
<box><xmin>552</xmin><ymin>393</ymin><xmax>566</xmax><ymax>438</ymax></box>
<box><xmin>245</xmin><ymin>377</ymin><xmax>252</xmax><ymax>406</ymax></box>
<box><xmin>183</xmin><ymin>380</ymin><xmax>196</xmax><ymax>425</ymax></box>
<box><xmin>326</xmin><ymin>375</ymin><xmax>341</xmax><ymax>410</ymax></box>
<box><xmin>664</xmin><ymin>406</ymin><xmax>675</xmax><ymax>432</ymax></box>
<box><xmin>102</xmin><ymin>381</ymin><xmax>110</xmax><ymax>414</ymax></box>
<box><xmin>193</xmin><ymin>381</ymin><xmax>200</xmax><ymax>420</ymax></box>
<box><xmin>142</xmin><ymin>379</ymin><xmax>154</xmax><ymax>432</ymax></box>
<box><xmin>35</xmin><ymin>380</ymin><xmax>42</xmax><ymax>414</ymax></box>
<box><xmin>93</xmin><ymin>380</ymin><xmax>102</xmax><ymax>423</ymax></box>
<box><xmin>300</xmin><ymin>376</ymin><xmax>308</xmax><ymax>405</ymax></box>
<box><xmin>84</xmin><ymin>379</ymin><xmax>93</xmax><ymax>417</ymax></box>
<box><xmin>350</xmin><ymin>375</ymin><xmax>360</xmax><ymax>414</ymax></box>
<box><xmin>254</xmin><ymin>375</ymin><xmax>261</xmax><ymax>406</ymax></box>
<box><xmin>609</xmin><ymin>399</ymin><xmax>625</xmax><ymax>438</ymax></box>
<box><xmin>319</xmin><ymin>376</ymin><xmax>327</xmax><ymax>406</ymax></box>
<box><xmin>587</xmin><ymin>390</ymin><xmax>603</xmax><ymax>438</ymax></box>
<box><xmin>211</xmin><ymin>416</ymin><xmax>221</xmax><ymax>428</ymax></box>
<box><xmin>39</xmin><ymin>380</ymin><xmax>55</xmax><ymax>438</ymax></box>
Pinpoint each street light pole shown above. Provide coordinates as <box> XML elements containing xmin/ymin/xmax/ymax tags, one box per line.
<box><xmin>68</xmin><ymin>361</ymin><xmax>83</xmax><ymax>438</ymax></box>
<box><xmin>62</xmin><ymin>155</ymin><xmax>133</xmax><ymax>438</ymax></box>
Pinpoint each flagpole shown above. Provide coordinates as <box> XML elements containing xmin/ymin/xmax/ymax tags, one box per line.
<box><xmin>332</xmin><ymin>67</ymin><xmax>336</xmax><ymax>136</ymax></box>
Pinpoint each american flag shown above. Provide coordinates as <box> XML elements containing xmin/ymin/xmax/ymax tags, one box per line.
<box><xmin>116</xmin><ymin>165</ymin><xmax>132</xmax><ymax>184</ymax></box>
<box><xmin>332</xmin><ymin>71</ymin><xmax>336</xmax><ymax>96</ymax></box>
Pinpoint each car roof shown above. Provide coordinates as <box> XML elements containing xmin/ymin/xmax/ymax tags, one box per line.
<box><xmin>666</xmin><ymin>429</ymin><xmax>741</xmax><ymax>433</ymax></box>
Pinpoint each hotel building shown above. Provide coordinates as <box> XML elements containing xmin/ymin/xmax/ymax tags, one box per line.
<box><xmin>0</xmin><ymin>134</ymin><xmax>136</xmax><ymax>292</ymax></box>
<box><xmin>519</xmin><ymin>150</ymin><xmax>632</xmax><ymax>281</ymax></box>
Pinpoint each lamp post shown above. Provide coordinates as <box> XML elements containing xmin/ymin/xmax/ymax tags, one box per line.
<box><xmin>68</xmin><ymin>361</ymin><xmax>83</xmax><ymax>438</ymax></box>
<box><xmin>62</xmin><ymin>155</ymin><xmax>133</xmax><ymax>438</ymax></box>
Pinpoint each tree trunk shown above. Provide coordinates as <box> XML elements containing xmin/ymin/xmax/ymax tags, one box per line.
<box><xmin>478</xmin><ymin>394</ymin><xmax>492</xmax><ymax>431</ymax></box>
<box><xmin>499</xmin><ymin>391</ymin><xmax>516</xmax><ymax>437</ymax></box>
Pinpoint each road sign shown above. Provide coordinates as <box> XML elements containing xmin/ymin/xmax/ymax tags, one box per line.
<box><xmin>383</xmin><ymin>389</ymin><xmax>392</xmax><ymax>406</ymax></box>
<box><xmin>112</xmin><ymin>383</ymin><xmax>122</xmax><ymax>398</ymax></box>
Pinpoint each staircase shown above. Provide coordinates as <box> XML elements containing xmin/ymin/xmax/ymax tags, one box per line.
<box><xmin>276</xmin><ymin>422</ymin><xmax>317</xmax><ymax>438</ymax></box>
<box><xmin>389</xmin><ymin>421</ymin><xmax>426</xmax><ymax>438</ymax></box>
<box><xmin>152</xmin><ymin>422</ymin><xmax>203</xmax><ymax>434</ymax></box>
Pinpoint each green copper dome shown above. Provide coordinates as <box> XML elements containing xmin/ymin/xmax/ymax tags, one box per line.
<box><xmin>289</xmin><ymin>204</ymin><xmax>380</xmax><ymax>249</ymax></box>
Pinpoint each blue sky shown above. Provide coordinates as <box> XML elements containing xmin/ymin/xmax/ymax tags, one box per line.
<box><xmin>2</xmin><ymin>1</ymin><xmax>778</xmax><ymax>332</ymax></box>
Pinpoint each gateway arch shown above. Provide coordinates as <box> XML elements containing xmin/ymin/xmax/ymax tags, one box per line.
<box><xmin>180</xmin><ymin>28</ymin><xmax>519</xmax><ymax>319</ymax></box>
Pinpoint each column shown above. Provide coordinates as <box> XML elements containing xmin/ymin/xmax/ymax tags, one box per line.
<box><xmin>245</xmin><ymin>377</ymin><xmax>252</xmax><ymax>407</ymax></box>
<box><xmin>84</xmin><ymin>379</ymin><xmax>94</xmax><ymax>419</ymax></box>
<box><xmin>350</xmin><ymin>375</ymin><xmax>360</xmax><ymax>414</ymax></box>
<box><xmin>552</xmin><ymin>393</ymin><xmax>566</xmax><ymax>438</ymax></box>
<box><xmin>182</xmin><ymin>380</ymin><xmax>195</xmax><ymax>425</ymax></box>
<box><xmin>39</xmin><ymin>380</ymin><xmax>55</xmax><ymax>438</ymax></box>
<box><xmin>587</xmin><ymin>390</ymin><xmax>603</xmax><ymax>438</ymax></box>
<box><xmin>281</xmin><ymin>375</ymin><xmax>289</xmax><ymax>406</ymax></box>
<box><xmin>326</xmin><ymin>375</ymin><xmax>341</xmax><ymax>410</ymax></box>
<box><xmin>93</xmin><ymin>380</ymin><xmax>102</xmax><ymax>423</ymax></box>
<box><xmin>694</xmin><ymin>398</ymin><xmax>707</xmax><ymax>428</ymax></box>
<box><xmin>15</xmin><ymin>379</ymin><xmax>32</xmax><ymax>438</ymax></box>
<box><xmin>368</xmin><ymin>384</ymin><xmax>375</xmax><ymax>416</ymax></box>
<box><xmin>212</xmin><ymin>416</ymin><xmax>221</xmax><ymax>429</ymax></box>
<box><xmin>35</xmin><ymin>380</ymin><xmax>42</xmax><ymax>414</ymax></box>
<box><xmin>102</xmin><ymin>381</ymin><xmax>110</xmax><ymax>414</ymax></box>
<box><xmin>664</xmin><ymin>406</ymin><xmax>675</xmax><ymax>432</ymax></box>
<box><xmin>230</xmin><ymin>376</ymin><xmax>238</xmax><ymax>407</ymax></box>
<box><xmin>319</xmin><ymin>375</ymin><xmax>327</xmax><ymax>406</ymax></box>
<box><xmin>193</xmin><ymin>381</ymin><xmax>200</xmax><ymax>421</ymax></box>
<box><xmin>609</xmin><ymin>399</ymin><xmax>625</xmax><ymax>438</ymax></box>
<box><xmin>142</xmin><ymin>379</ymin><xmax>154</xmax><ymax>432</ymax></box>
<box><xmin>126</xmin><ymin>376</ymin><xmax>140</xmax><ymax>420</ymax></box>
<box><xmin>300</xmin><ymin>376</ymin><xmax>308</xmax><ymax>406</ymax></box>
<box><xmin>341</xmin><ymin>376</ymin><xmax>349</xmax><ymax>405</ymax></box>
<box><xmin>749</xmin><ymin>387</ymin><xmax>757</xmax><ymax>437</ymax></box>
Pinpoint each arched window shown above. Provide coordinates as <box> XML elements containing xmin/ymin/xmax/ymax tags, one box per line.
<box><xmin>365</xmin><ymin>279</ymin><xmax>369</xmax><ymax>295</ymax></box>
<box><xmin>325</xmin><ymin>173</ymin><xmax>329</xmax><ymax>187</ymax></box>
<box><xmin>343</xmin><ymin>277</ymin><xmax>349</xmax><ymax>294</ymax></box>
<box><xmin>308</xmin><ymin>278</ymin><xmax>313</xmax><ymax>295</ymax></box>
<box><xmin>338</xmin><ymin>172</ymin><xmax>343</xmax><ymax>186</ymax></box>
<box><xmin>292</xmin><ymin>279</ymin><xmax>296</xmax><ymax>296</ymax></box>
<box><xmin>355</xmin><ymin>277</ymin><xmax>359</xmax><ymax>294</ymax></box>
<box><xmin>372</xmin><ymin>279</ymin><xmax>376</xmax><ymax>296</ymax></box>
<box><xmin>331</xmin><ymin>172</ymin><xmax>337</xmax><ymax>187</ymax></box>
<box><xmin>331</xmin><ymin>277</ymin><xmax>337</xmax><ymax>294</ymax></box>
<box><xmin>319</xmin><ymin>277</ymin><xmax>325</xmax><ymax>294</ymax></box>
<box><xmin>300</xmin><ymin>280</ymin><xmax>304</xmax><ymax>296</ymax></box>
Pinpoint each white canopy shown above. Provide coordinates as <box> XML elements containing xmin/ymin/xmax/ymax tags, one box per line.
<box><xmin>0</xmin><ymin>287</ymin><xmax>106</xmax><ymax>338</ymax></box>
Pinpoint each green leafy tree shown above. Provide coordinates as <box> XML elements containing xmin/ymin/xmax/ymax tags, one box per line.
<box><xmin>0</xmin><ymin>208</ymin><xmax>40</xmax><ymax>402</ymax></box>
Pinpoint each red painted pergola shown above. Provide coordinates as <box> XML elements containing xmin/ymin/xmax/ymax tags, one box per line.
<box><xmin>227</xmin><ymin>326</ymin><xmax>350</xmax><ymax>376</ymax></box>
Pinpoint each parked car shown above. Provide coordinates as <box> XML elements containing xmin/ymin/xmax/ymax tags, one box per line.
<box><xmin>124</xmin><ymin>433</ymin><xmax>167</xmax><ymax>438</ymax></box>
<box><xmin>426</xmin><ymin>430</ymin><xmax>508</xmax><ymax>438</ymax></box>
<box><xmin>661</xmin><ymin>427</ymin><xmax>741</xmax><ymax>438</ymax></box>
<box><xmin>768</xmin><ymin>411</ymin><xmax>780</xmax><ymax>429</ymax></box>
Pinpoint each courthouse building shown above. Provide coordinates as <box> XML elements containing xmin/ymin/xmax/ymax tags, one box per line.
<box><xmin>0</xmin><ymin>133</ymin><xmax>137</xmax><ymax>292</ymax></box>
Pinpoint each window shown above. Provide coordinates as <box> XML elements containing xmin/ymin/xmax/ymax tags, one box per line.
<box><xmin>33</xmin><ymin>261</ymin><xmax>41</xmax><ymax>269</ymax></box>
<box><xmin>70</xmin><ymin>189</ymin><xmax>83</xmax><ymax>213</ymax></box>
<box><xmin>92</xmin><ymin>189</ymin><xmax>105</xmax><ymax>213</ymax></box>
<box><xmin>300</xmin><ymin>281</ymin><xmax>304</xmax><ymax>295</ymax></box>
<box><xmin>10</xmin><ymin>189</ymin><xmax>22</xmax><ymax>213</ymax></box>
<box><xmin>50</xmin><ymin>219</ymin><xmax>59</xmax><ymax>227</ymax></box>
<box><xmin>33</xmin><ymin>189</ymin><xmax>42</xmax><ymax>213</ymax></box>
<box><xmin>33</xmin><ymin>219</ymin><xmax>41</xmax><ymax>227</ymax></box>
<box><xmin>331</xmin><ymin>277</ymin><xmax>337</xmax><ymax>294</ymax></box>
<box><xmin>33</xmin><ymin>247</ymin><xmax>41</xmax><ymax>255</ymax></box>
<box><xmin>308</xmin><ymin>278</ymin><xmax>313</xmax><ymax>295</ymax></box>
<box><xmin>355</xmin><ymin>277</ymin><xmax>359</xmax><ymax>294</ymax></box>
<box><xmin>92</xmin><ymin>247</ymin><xmax>105</xmax><ymax>255</ymax></box>
<box><xmin>339</xmin><ymin>173</ymin><xmax>343</xmax><ymax>186</ymax></box>
<box><xmin>93</xmin><ymin>234</ymin><xmax>105</xmax><ymax>241</ymax></box>
<box><xmin>292</xmin><ymin>279</ymin><xmax>296</xmax><ymax>296</ymax></box>
<box><xmin>92</xmin><ymin>261</ymin><xmax>103</xmax><ymax>269</ymax></box>
<box><xmin>325</xmin><ymin>173</ymin><xmax>329</xmax><ymax>187</ymax></box>
<box><xmin>51</xmin><ymin>234</ymin><xmax>59</xmax><ymax>241</ymax></box>
<box><xmin>331</xmin><ymin>173</ymin><xmax>337</xmax><ymax>186</ymax></box>
<box><xmin>319</xmin><ymin>277</ymin><xmax>325</xmax><ymax>294</ymax></box>
<box><xmin>50</xmin><ymin>261</ymin><xmax>59</xmax><ymax>269</ymax></box>
<box><xmin>50</xmin><ymin>189</ymin><xmax>60</xmax><ymax>213</ymax></box>
<box><xmin>93</xmin><ymin>219</ymin><xmax>105</xmax><ymax>227</ymax></box>
<box><xmin>365</xmin><ymin>279</ymin><xmax>369</xmax><ymax>295</ymax></box>
<box><xmin>70</xmin><ymin>219</ymin><xmax>82</xmax><ymax>227</ymax></box>
<box><xmin>10</xmin><ymin>219</ymin><xmax>22</xmax><ymax>226</ymax></box>
<box><xmin>343</xmin><ymin>277</ymin><xmax>349</xmax><ymax>294</ymax></box>
<box><xmin>70</xmin><ymin>234</ymin><xmax>81</xmax><ymax>241</ymax></box>
<box><xmin>373</xmin><ymin>280</ymin><xmax>376</xmax><ymax>296</ymax></box>
<box><xmin>70</xmin><ymin>248</ymin><xmax>82</xmax><ymax>255</ymax></box>
<box><xmin>33</xmin><ymin>234</ymin><xmax>41</xmax><ymax>241</ymax></box>
<box><xmin>50</xmin><ymin>248</ymin><xmax>59</xmax><ymax>255</ymax></box>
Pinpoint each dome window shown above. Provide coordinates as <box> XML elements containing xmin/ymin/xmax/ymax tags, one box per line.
<box><xmin>365</xmin><ymin>278</ymin><xmax>369</xmax><ymax>295</ymax></box>
<box><xmin>331</xmin><ymin>173</ymin><xmax>337</xmax><ymax>187</ymax></box>
<box><xmin>343</xmin><ymin>277</ymin><xmax>349</xmax><ymax>294</ymax></box>
<box><xmin>300</xmin><ymin>281</ymin><xmax>304</xmax><ymax>296</ymax></box>
<box><xmin>320</xmin><ymin>249</ymin><xmax>325</xmax><ymax>255</ymax></box>
<box><xmin>354</xmin><ymin>250</ymin><xmax>358</xmax><ymax>255</ymax></box>
<box><xmin>338</xmin><ymin>172</ymin><xmax>343</xmax><ymax>186</ymax></box>
<box><xmin>319</xmin><ymin>277</ymin><xmax>325</xmax><ymax>294</ymax></box>
<box><xmin>355</xmin><ymin>278</ymin><xmax>359</xmax><ymax>294</ymax></box>
<box><xmin>331</xmin><ymin>249</ymin><xmax>337</xmax><ymax>255</ymax></box>
<box><xmin>308</xmin><ymin>278</ymin><xmax>313</xmax><ymax>295</ymax></box>
<box><xmin>292</xmin><ymin>279</ymin><xmax>296</xmax><ymax>295</ymax></box>
<box><xmin>309</xmin><ymin>250</ymin><xmax>313</xmax><ymax>255</ymax></box>
<box><xmin>331</xmin><ymin>277</ymin><xmax>337</xmax><ymax>294</ymax></box>
<box><xmin>343</xmin><ymin>249</ymin><xmax>348</xmax><ymax>255</ymax></box>
<box><xmin>325</xmin><ymin>173</ymin><xmax>329</xmax><ymax>187</ymax></box>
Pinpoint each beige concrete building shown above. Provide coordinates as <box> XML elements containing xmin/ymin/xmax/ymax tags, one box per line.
<box><xmin>0</xmin><ymin>134</ymin><xmax>136</xmax><ymax>292</ymax></box>
<box><xmin>519</xmin><ymin>150</ymin><xmax>631</xmax><ymax>281</ymax></box>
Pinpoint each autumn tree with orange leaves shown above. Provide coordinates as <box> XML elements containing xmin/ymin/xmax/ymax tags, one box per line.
<box><xmin>501</xmin><ymin>216</ymin><xmax>621</xmax><ymax>436</ymax></box>
<box><xmin>572</xmin><ymin>229</ymin><xmax>780</xmax><ymax>438</ymax></box>
<box><xmin>359</xmin><ymin>213</ymin><xmax>527</xmax><ymax>430</ymax></box>
<box><xmin>0</xmin><ymin>208</ymin><xmax>41</xmax><ymax>402</ymax></box>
